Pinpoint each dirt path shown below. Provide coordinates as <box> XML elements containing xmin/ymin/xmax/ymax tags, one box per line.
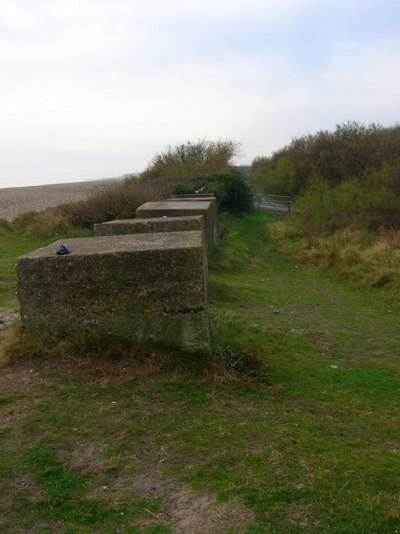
<box><xmin>0</xmin><ymin>179</ymin><xmax>122</xmax><ymax>221</ymax></box>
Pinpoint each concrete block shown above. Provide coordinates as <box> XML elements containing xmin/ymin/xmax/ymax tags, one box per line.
<box><xmin>17</xmin><ymin>231</ymin><xmax>210</xmax><ymax>351</ymax></box>
<box><xmin>136</xmin><ymin>201</ymin><xmax>215</xmax><ymax>255</ymax></box>
<box><xmin>167</xmin><ymin>196</ymin><xmax>218</xmax><ymax>245</ymax></box>
<box><xmin>94</xmin><ymin>215</ymin><xmax>204</xmax><ymax>237</ymax></box>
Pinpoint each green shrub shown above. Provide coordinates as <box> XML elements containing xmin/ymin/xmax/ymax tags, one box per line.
<box><xmin>253</xmin><ymin>121</ymin><xmax>400</xmax><ymax>288</ymax></box>
<box><xmin>251</xmin><ymin>156</ymin><xmax>295</xmax><ymax>195</ymax></box>
<box><xmin>141</xmin><ymin>139</ymin><xmax>240</xmax><ymax>183</ymax></box>
<box><xmin>173</xmin><ymin>171</ymin><xmax>252</xmax><ymax>215</ymax></box>
<box><xmin>287</xmin><ymin>163</ymin><xmax>400</xmax><ymax>237</ymax></box>
<box><xmin>251</xmin><ymin>122</ymin><xmax>400</xmax><ymax>196</ymax></box>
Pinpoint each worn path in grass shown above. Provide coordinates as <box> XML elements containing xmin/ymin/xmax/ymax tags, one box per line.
<box><xmin>211</xmin><ymin>213</ymin><xmax>400</xmax><ymax>371</ymax></box>
<box><xmin>0</xmin><ymin>213</ymin><xmax>400</xmax><ymax>533</ymax></box>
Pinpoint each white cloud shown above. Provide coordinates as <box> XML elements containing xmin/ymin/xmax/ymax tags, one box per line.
<box><xmin>0</xmin><ymin>0</ymin><xmax>46</xmax><ymax>30</ymax></box>
<box><xmin>242</xmin><ymin>38</ymin><xmax>400</xmax><ymax>159</ymax></box>
<box><xmin>0</xmin><ymin>0</ymin><xmax>399</xmax><ymax>187</ymax></box>
<box><xmin>323</xmin><ymin>39</ymin><xmax>400</xmax><ymax>98</ymax></box>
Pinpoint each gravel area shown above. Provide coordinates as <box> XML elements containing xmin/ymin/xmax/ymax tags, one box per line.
<box><xmin>0</xmin><ymin>179</ymin><xmax>123</xmax><ymax>221</ymax></box>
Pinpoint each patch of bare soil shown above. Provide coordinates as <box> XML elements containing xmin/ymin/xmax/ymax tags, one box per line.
<box><xmin>0</xmin><ymin>179</ymin><xmax>122</xmax><ymax>221</ymax></box>
<box><xmin>66</xmin><ymin>438</ymin><xmax>253</xmax><ymax>533</ymax></box>
<box><xmin>0</xmin><ymin>309</ymin><xmax>19</xmax><ymax>327</ymax></box>
<box><xmin>127</xmin><ymin>462</ymin><xmax>253</xmax><ymax>533</ymax></box>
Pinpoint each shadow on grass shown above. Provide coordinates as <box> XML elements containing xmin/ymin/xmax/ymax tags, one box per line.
<box><xmin>0</xmin><ymin>324</ymin><xmax>271</xmax><ymax>386</ymax></box>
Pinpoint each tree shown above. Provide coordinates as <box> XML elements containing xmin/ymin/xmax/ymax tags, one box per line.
<box><xmin>140</xmin><ymin>139</ymin><xmax>241</xmax><ymax>182</ymax></box>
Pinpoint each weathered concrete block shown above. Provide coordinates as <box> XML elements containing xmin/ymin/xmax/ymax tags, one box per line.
<box><xmin>94</xmin><ymin>215</ymin><xmax>204</xmax><ymax>237</ymax></box>
<box><xmin>17</xmin><ymin>231</ymin><xmax>210</xmax><ymax>351</ymax></box>
<box><xmin>168</xmin><ymin>196</ymin><xmax>218</xmax><ymax>245</ymax></box>
<box><xmin>136</xmin><ymin>201</ymin><xmax>215</xmax><ymax>255</ymax></box>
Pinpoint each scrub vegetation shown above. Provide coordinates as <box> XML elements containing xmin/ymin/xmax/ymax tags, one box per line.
<box><xmin>8</xmin><ymin>139</ymin><xmax>247</xmax><ymax>238</ymax></box>
<box><xmin>252</xmin><ymin>122</ymin><xmax>400</xmax><ymax>291</ymax></box>
<box><xmin>174</xmin><ymin>170</ymin><xmax>252</xmax><ymax>215</ymax></box>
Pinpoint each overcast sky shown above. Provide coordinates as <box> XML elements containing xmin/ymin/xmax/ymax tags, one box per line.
<box><xmin>1</xmin><ymin>0</ymin><xmax>399</xmax><ymax>188</ymax></box>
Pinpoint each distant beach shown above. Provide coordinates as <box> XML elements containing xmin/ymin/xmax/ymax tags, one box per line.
<box><xmin>0</xmin><ymin>179</ymin><xmax>123</xmax><ymax>221</ymax></box>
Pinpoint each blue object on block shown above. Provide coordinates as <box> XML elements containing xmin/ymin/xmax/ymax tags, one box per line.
<box><xmin>56</xmin><ymin>244</ymin><xmax>70</xmax><ymax>255</ymax></box>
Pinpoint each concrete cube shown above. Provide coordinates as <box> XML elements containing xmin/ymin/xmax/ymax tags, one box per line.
<box><xmin>136</xmin><ymin>201</ymin><xmax>215</xmax><ymax>255</ymax></box>
<box><xmin>94</xmin><ymin>215</ymin><xmax>204</xmax><ymax>237</ymax></box>
<box><xmin>94</xmin><ymin>216</ymin><xmax>206</xmax><ymax>258</ymax></box>
<box><xmin>17</xmin><ymin>231</ymin><xmax>210</xmax><ymax>351</ymax></box>
<box><xmin>168</xmin><ymin>196</ymin><xmax>218</xmax><ymax>245</ymax></box>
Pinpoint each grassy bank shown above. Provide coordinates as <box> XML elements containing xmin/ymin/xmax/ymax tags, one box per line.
<box><xmin>0</xmin><ymin>228</ymin><xmax>55</xmax><ymax>310</ymax></box>
<box><xmin>251</xmin><ymin>122</ymin><xmax>400</xmax><ymax>291</ymax></box>
<box><xmin>1</xmin><ymin>213</ymin><xmax>400</xmax><ymax>532</ymax></box>
<box><xmin>264</xmin><ymin>217</ymin><xmax>400</xmax><ymax>297</ymax></box>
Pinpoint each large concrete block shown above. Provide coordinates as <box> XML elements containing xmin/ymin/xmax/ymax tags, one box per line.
<box><xmin>17</xmin><ymin>231</ymin><xmax>210</xmax><ymax>351</ymax></box>
<box><xmin>168</xmin><ymin>196</ymin><xmax>218</xmax><ymax>245</ymax></box>
<box><xmin>94</xmin><ymin>215</ymin><xmax>204</xmax><ymax>237</ymax></box>
<box><xmin>136</xmin><ymin>201</ymin><xmax>215</xmax><ymax>255</ymax></box>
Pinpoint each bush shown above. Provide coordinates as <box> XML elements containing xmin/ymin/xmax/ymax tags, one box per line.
<box><xmin>256</xmin><ymin>122</ymin><xmax>400</xmax><ymax>287</ymax></box>
<box><xmin>251</xmin><ymin>122</ymin><xmax>400</xmax><ymax>196</ymax></box>
<box><xmin>11</xmin><ymin>180</ymin><xmax>165</xmax><ymax>236</ymax></box>
<box><xmin>11</xmin><ymin>210</ymin><xmax>75</xmax><ymax>238</ymax></box>
<box><xmin>286</xmin><ymin>163</ymin><xmax>400</xmax><ymax>238</ymax></box>
<box><xmin>11</xmin><ymin>139</ymin><xmax>243</xmax><ymax>237</ymax></box>
<box><xmin>251</xmin><ymin>156</ymin><xmax>295</xmax><ymax>195</ymax></box>
<box><xmin>62</xmin><ymin>180</ymin><xmax>163</xmax><ymax>229</ymax></box>
<box><xmin>141</xmin><ymin>139</ymin><xmax>241</xmax><ymax>184</ymax></box>
<box><xmin>264</xmin><ymin>162</ymin><xmax>400</xmax><ymax>291</ymax></box>
<box><xmin>173</xmin><ymin>171</ymin><xmax>252</xmax><ymax>215</ymax></box>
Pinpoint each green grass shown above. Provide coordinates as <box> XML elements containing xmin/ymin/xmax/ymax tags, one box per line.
<box><xmin>0</xmin><ymin>228</ymin><xmax>55</xmax><ymax>308</ymax></box>
<box><xmin>1</xmin><ymin>214</ymin><xmax>400</xmax><ymax>532</ymax></box>
<box><xmin>0</xmin><ymin>226</ymin><xmax>92</xmax><ymax>310</ymax></box>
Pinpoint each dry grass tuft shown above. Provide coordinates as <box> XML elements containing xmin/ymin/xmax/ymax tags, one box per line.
<box><xmin>264</xmin><ymin>219</ymin><xmax>294</xmax><ymax>241</ymax></box>
<box><xmin>268</xmin><ymin>221</ymin><xmax>400</xmax><ymax>292</ymax></box>
<box><xmin>0</xmin><ymin>325</ymin><xmax>29</xmax><ymax>367</ymax></box>
<box><xmin>10</xmin><ymin>178</ymin><xmax>167</xmax><ymax>237</ymax></box>
<box><xmin>0</xmin><ymin>218</ymin><xmax>11</xmax><ymax>230</ymax></box>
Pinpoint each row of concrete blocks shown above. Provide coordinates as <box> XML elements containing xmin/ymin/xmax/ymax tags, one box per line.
<box><xmin>17</xmin><ymin>194</ymin><xmax>217</xmax><ymax>351</ymax></box>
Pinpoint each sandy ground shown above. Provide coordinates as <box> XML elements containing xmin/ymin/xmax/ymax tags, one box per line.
<box><xmin>0</xmin><ymin>179</ymin><xmax>123</xmax><ymax>221</ymax></box>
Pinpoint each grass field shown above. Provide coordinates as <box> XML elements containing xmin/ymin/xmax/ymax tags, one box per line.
<box><xmin>0</xmin><ymin>213</ymin><xmax>399</xmax><ymax>533</ymax></box>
